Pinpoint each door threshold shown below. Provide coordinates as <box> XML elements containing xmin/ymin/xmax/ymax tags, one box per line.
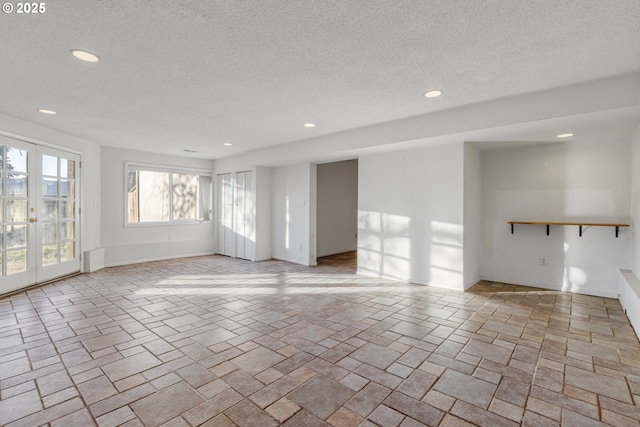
<box><xmin>0</xmin><ymin>271</ymin><xmax>82</xmax><ymax>299</ymax></box>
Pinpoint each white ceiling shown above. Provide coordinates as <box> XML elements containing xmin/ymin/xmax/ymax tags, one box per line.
<box><xmin>1</xmin><ymin>1</ymin><xmax>639</xmax><ymax>160</ymax></box>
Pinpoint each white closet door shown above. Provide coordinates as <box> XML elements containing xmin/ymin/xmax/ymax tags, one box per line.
<box><xmin>217</xmin><ymin>171</ymin><xmax>254</xmax><ymax>260</ymax></box>
<box><xmin>242</xmin><ymin>171</ymin><xmax>254</xmax><ymax>260</ymax></box>
<box><xmin>235</xmin><ymin>172</ymin><xmax>246</xmax><ymax>259</ymax></box>
<box><xmin>216</xmin><ymin>173</ymin><xmax>235</xmax><ymax>257</ymax></box>
<box><xmin>235</xmin><ymin>171</ymin><xmax>253</xmax><ymax>260</ymax></box>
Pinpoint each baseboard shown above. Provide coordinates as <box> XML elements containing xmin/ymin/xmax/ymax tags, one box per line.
<box><xmin>317</xmin><ymin>248</ymin><xmax>358</xmax><ymax>258</ymax></box>
<box><xmin>104</xmin><ymin>251</ymin><xmax>215</xmax><ymax>268</ymax></box>
<box><xmin>103</xmin><ymin>239</ymin><xmax>215</xmax><ymax>268</ymax></box>
<box><xmin>356</xmin><ymin>268</ymin><xmax>466</xmax><ymax>292</ymax></box>
<box><xmin>271</xmin><ymin>255</ymin><xmax>313</xmax><ymax>267</ymax></box>
<box><xmin>464</xmin><ymin>275</ymin><xmax>481</xmax><ymax>290</ymax></box>
<box><xmin>481</xmin><ymin>275</ymin><xmax>619</xmax><ymax>299</ymax></box>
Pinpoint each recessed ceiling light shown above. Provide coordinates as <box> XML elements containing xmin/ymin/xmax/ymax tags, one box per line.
<box><xmin>557</xmin><ymin>133</ymin><xmax>574</xmax><ymax>138</ymax></box>
<box><xmin>38</xmin><ymin>109</ymin><xmax>57</xmax><ymax>115</ymax></box>
<box><xmin>304</xmin><ymin>123</ymin><xmax>316</xmax><ymax>128</ymax></box>
<box><xmin>70</xmin><ymin>49</ymin><xmax>100</xmax><ymax>63</ymax></box>
<box><xmin>424</xmin><ymin>90</ymin><xmax>443</xmax><ymax>98</ymax></box>
<box><xmin>223</xmin><ymin>142</ymin><xmax>233</xmax><ymax>146</ymax></box>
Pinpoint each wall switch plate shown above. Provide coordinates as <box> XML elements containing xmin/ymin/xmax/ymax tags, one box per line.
<box><xmin>539</xmin><ymin>256</ymin><xmax>549</xmax><ymax>266</ymax></box>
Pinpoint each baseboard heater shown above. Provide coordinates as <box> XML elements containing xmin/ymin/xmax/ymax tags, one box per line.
<box><xmin>84</xmin><ymin>248</ymin><xmax>105</xmax><ymax>272</ymax></box>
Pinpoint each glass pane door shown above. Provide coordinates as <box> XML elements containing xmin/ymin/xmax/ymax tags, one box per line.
<box><xmin>36</xmin><ymin>147</ymin><xmax>80</xmax><ymax>283</ymax></box>
<box><xmin>0</xmin><ymin>139</ymin><xmax>36</xmax><ymax>293</ymax></box>
<box><xmin>0</xmin><ymin>137</ymin><xmax>81</xmax><ymax>295</ymax></box>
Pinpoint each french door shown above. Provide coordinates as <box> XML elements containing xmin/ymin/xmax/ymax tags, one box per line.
<box><xmin>0</xmin><ymin>137</ymin><xmax>81</xmax><ymax>294</ymax></box>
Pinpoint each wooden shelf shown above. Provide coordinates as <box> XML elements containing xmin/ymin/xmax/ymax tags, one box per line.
<box><xmin>508</xmin><ymin>221</ymin><xmax>630</xmax><ymax>237</ymax></box>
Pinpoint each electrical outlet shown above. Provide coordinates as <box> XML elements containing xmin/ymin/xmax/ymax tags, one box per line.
<box><xmin>539</xmin><ymin>256</ymin><xmax>549</xmax><ymax>266</ymax></box>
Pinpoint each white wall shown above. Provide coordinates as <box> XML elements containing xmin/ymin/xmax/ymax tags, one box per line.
<box><xmin>358</xmin><ymin>143</ymin><xmax>465</xmax><ymax>290</ymax></box>
<box><xmin>632</xmin><ymin>124</ymin><xmax>640</xmax><ymax>275</ymax></box>
<box><xmin>255</xmin><ymin>166</ymin><xmax>272</xmax><ymax>261</ymax></box>
<box><xmin>0</xmin><ymin>113</ymin><xmax>101</xmax><ymax>271</ymax></box>
<box><xmin>213</xmin><ymin>157</ymin><xmax>273</xmax><ymax>262</ymax></box>
<box><xmin>481</xmin><ymin>139</ymin><xmax>631</xmax><ymax>298</ymax></box>
<box><xmin>463</xmin><ymin>144</ymin><xmax>482</xmax><ymax>289</ymax></box>
<box><xmin>625</xmin><ymin>124</ymin><xmax>640</xmax><ymax>336</ymax></box>
<box><xmin>271</xmin><ymin>163</ymin><xmax>317</xmax><ymax>266</ymax></box>
<box><xmin>101</xmin><ymin>146</ymin><xmax>215</xmax><ymax>266</ymax></box>
<box><xmin>310</xmin><ymin>164</ymin><xmax>317</xmax><ymax>266</ymax></box>
<box><xmin>316</xmin><ymin>160</ymin><xmax>358</xmax><ymax>257</ymax></box>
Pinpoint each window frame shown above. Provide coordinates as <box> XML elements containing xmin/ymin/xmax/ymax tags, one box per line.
<box><xmin>124</xmin><ymin>162</ymin><xmax>213</xmax><ymax>227</ymax></box>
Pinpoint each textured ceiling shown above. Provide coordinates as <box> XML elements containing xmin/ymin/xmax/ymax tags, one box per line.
<box><xmin>1</xmin><ymin>1</ymin><xmax>639</xmax><ymax>159</ymax></box>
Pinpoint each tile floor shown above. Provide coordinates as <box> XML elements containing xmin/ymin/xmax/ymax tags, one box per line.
<box><xmin>1</xmin><ymin>252</ymin><xmax>640</xmax><ymax>426</ymax></box>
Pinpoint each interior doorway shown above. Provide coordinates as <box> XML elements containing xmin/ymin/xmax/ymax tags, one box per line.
<box><xmin>316</xmin><ymin>159</ymin><xmax>358</xmax><ymax>258</ymax></box>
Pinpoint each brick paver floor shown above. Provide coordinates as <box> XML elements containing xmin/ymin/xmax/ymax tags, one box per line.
<box><xmin>1</xmin><ymin>252</ymin><xmax>639</xmax><ymax>426</ymax></box>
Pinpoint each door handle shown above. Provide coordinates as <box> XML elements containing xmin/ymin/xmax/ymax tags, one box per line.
<box><xmin>29</xmin><ymin>217</ymin><xmax>38</xmax><ymax>223</ymax></box>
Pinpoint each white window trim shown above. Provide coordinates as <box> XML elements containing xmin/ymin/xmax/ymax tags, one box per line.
<box><xmin>124</xmin><ymin>161</ymin><xmax>213</xmax><ymax>227</ymax></box>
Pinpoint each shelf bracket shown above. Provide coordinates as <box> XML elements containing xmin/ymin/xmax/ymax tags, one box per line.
<box><xmin>579</xmin><ymin>225</ymin><xmax>583</xmax><ymax>237</ymax></box>
<box><xmin>511</xmin><ymin>223</ymin><xmax>514</xmax><ymax>234</ymax></box>
<box><xmin>616</xmin><ymin>226</ymin><xmax>620</xmax><ymax>238</ymax></box>
<box><xmin>546</xmin><ymin>224</ymin><xmax>549</xmax><ymax>236</ymax></box>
